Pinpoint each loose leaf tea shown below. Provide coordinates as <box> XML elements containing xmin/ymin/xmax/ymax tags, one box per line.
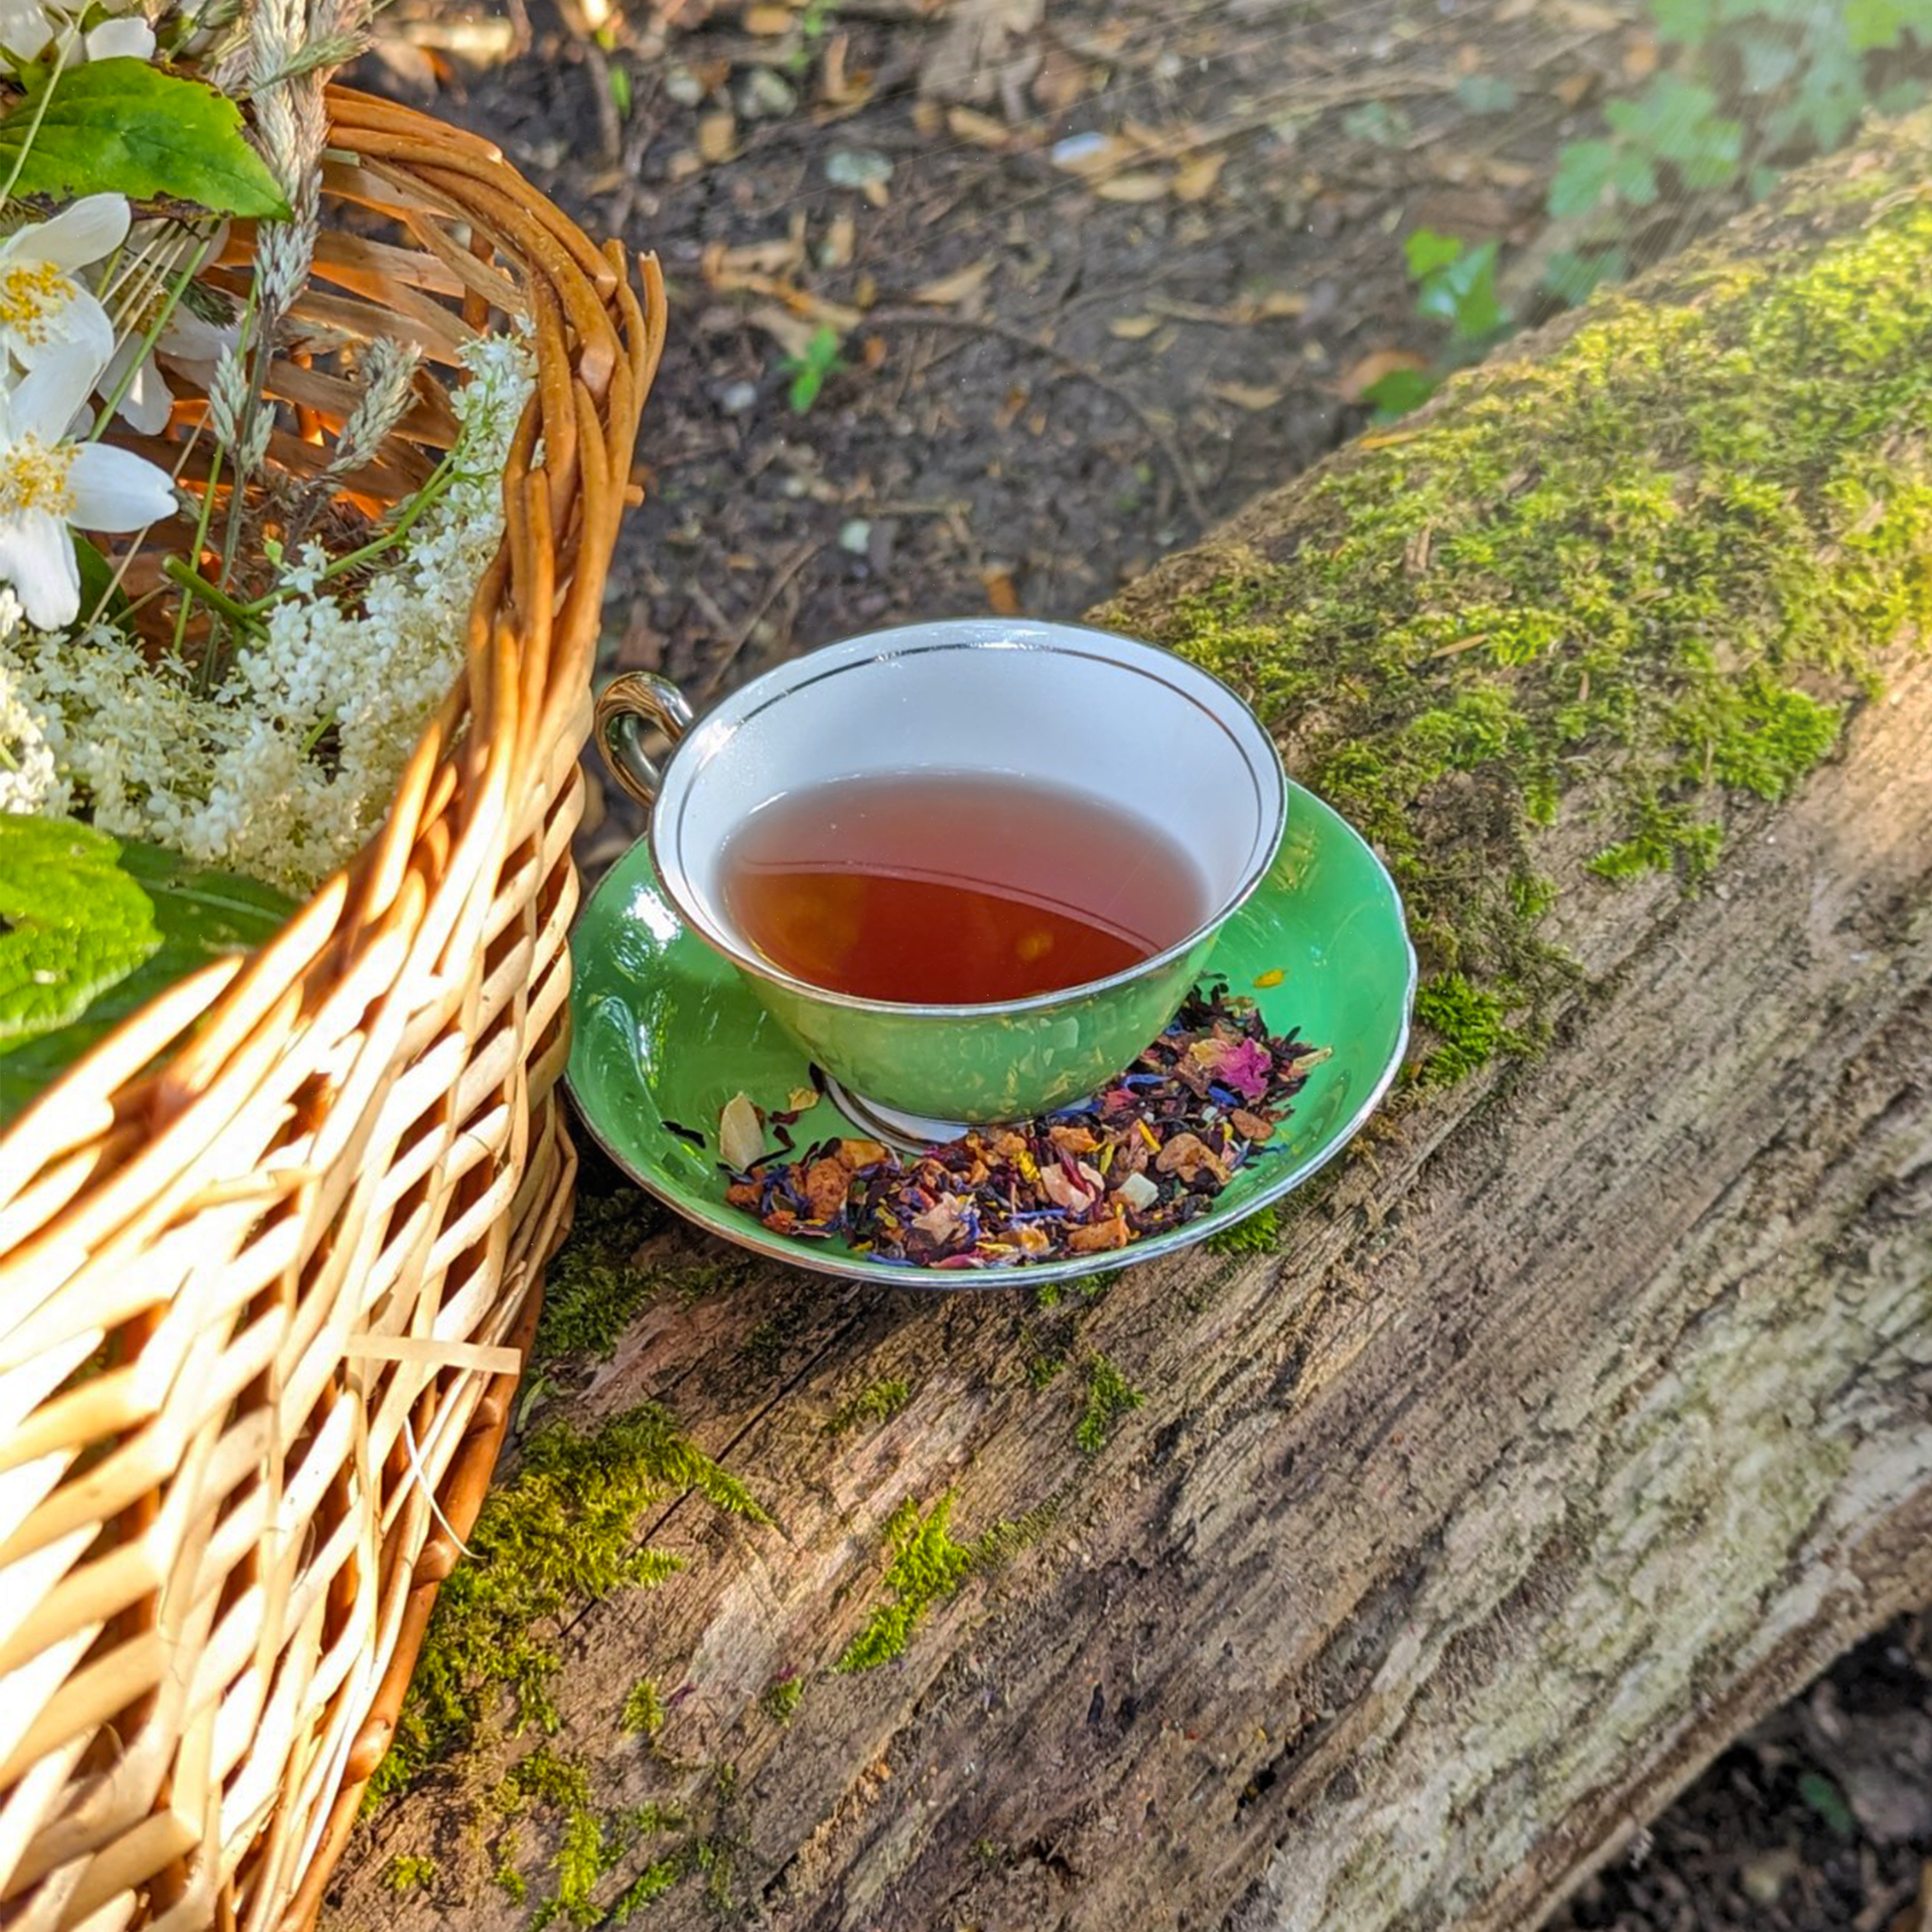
<box><xmin>722</xmin><ymin>983</ymin><xmax>1328</xmax><ymax>1269</ymax></box>
<box><xmin>719</xmin><ymin>771</ymin><xmax>1209</xmax><ymax>1004</ymax></box>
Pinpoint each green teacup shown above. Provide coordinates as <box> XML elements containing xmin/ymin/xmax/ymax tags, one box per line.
<box><xmin>592</xmin><ymin>619</ymin><xmax>1287</xmax><ymax>1134</ymax></box>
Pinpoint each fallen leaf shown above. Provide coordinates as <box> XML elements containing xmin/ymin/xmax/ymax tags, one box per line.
<box><xmin>982</xmin><ymin>567</ymin><xmax>1021</xmax><ymax>615</ymax></box>
<box><xmin>860</xmin><ymin>334</ymin><xmax>888</xmax><ymax>369</ymax></box>
<box><xmin>1227</xmin><ymin>289</ymin><xmax>1307</xmax><ymax>322</ymax></box>
<box><xmin>697</xmin><ymin>111</ymin><xmax>738</xmax><ymax>164</ymax></box>
<box><xmin>912</xmin><ymin>257</ymin><xmax>995</xmax><ymax>305</ymax></box>
<box><xmin>1171</xmin><ymin>152</ymin><xmax>1225</xmax><ymax>203</ymax></box>
<box><xmin>919</xmin><ymin>0</ymin><xmax>1043</xmax><ymax>105</ymax></box>
<box><xmin>994</xmin><ymin>384</ymin><xmax>1028</xmax><ymax>430</ymax></box>
<box><xmin>819</xmin><ymin>211</ymin><xmax>855</xmax><ymax>270</ymax></box>
<box><xmin>1622</xmin><ymin>34</ymin><xmax>1658</xmax><ymax>78</ymax></box>
<box><xmin>1552</xmin><ymin>0</ymin><xmax>1623</xmax><ymax>28</ymax></box>
<box><xmin>946</xmin><ymin>105</ymin><xmax>1011</xmax><ymax>148</ymax></box>
<box><xmin>744</xmin><ymin>2</ymin><xmax>794</xmax><ymax>30</ymax></box>
<box><xmin>704</xmin><ymin>234</ymin><xmax>807</xmax><ymax>282</ymax></box>
<box><xmin>744</xmin><ymin>302</ymin><xmax>819</xmax><ymax>358</ymax></box>
<box><xmin>1109</xmin><ymin>314</ymin><xmax>1162</xmax><ymax>340</ymax></box>
<box><xmin>1031</xmin><ymin>45</ymin><xmax>1089</xmax><ymax>112</ymax></box>
<box><xmin>1095</xmin><ymin>171</ymin><xmax>1171</xmax><ymax>203</ymax></box>
<box><xmin>820</xmin><ymin>33</ymin><xmax>871</xmax><ymax>108</ymax></box>
<box><xmin>1208</xmin><ymin>380</ymin><xmax>1285</xmax><ymax>411</ymax></box>
<box><xmin>1554</xmin><ymin>70</ymin><xmax>1595</xmax><ymax>107</ymax></box>
<box><xmin>1339</xmin><ymin>347</ymin><xmax>1428</xmax><ymax>401</ymax></box>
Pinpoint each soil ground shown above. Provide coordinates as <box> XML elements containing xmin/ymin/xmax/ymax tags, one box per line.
<box><xmin>359</xmin><ymin>2</ymin><xmax>1932</xmax><ymax>1924</ymax></box>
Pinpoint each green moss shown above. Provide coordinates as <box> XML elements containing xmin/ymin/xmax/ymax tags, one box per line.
<box><xmin>488</xmin><ymin>1747</ymin><xmax>693</xmax><ymax>1928</ymax></box>
<box><xmin>759</xmin><ymin>1675</ymin><xmax>804</xmax><ymax>1723</ymax></box>
<box><xmin>739</xmin><ymin>1318</ymin><xmax>786</xmax><ymax>1375</ymax></box>
<box><xmin>1411</xmin><ymin>972</ymin><xmax>1528</xmax><ymax>1087</ymax></box>
<box><xmin>535</xmin><ymin>1189</ymin><xmax>756</xmax><ymax>1363</ymax></box>
<box><xmin>1205</xmin><ymin>1202</ymin><xmax>1281</xmax><ymax>1255</ymax></box>
<box><xmin>368</xmin><ymin>1404</ymin><xmax>767</xmax><ymax>1800</ymax></box>
<box><xmin>618</xmin><ymin>1676</ymin><xmax>665</xmax><ymax>1739</ymax></box>
<box><xmin>607</xmin><ymin>1857</ymin><xmax>682</xmax><ymax>1921</ymax></box>
<box><xmin>382</xmin><ymin>1853</ymin><xmax>439</xmax><ymax>1891</ymax></box>
<box><xmin>824</xmin><ymin>1376</ymin><xmax>910</xmax><ymax>1436</ymax></box>
<box><xmin>829</xmin><ymin>1490</ymin><xmax>1054</xmax><ymax>1677</ymax></box>
<box><xmin>533</xmin><ymin>1190</ymin><xmax>662</xmax><ymax>1360</ymax></box>
<box><xmin>1106</xmin><ymin>139</ymin><xmax>1932</xmax><ymax>1082</ymax></box>
<box><xmin>1075</xmin><ymin>1353</ymin><xmax>1146</xmax><ymax>1454</ymax></box>
<box><xmin>838</xmin><ymin>1493</ymin><xmax>978</xmax><ymax>1672</ymax></box>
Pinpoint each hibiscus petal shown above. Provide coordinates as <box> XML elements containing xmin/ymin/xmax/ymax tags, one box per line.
<box><xmin>11</xmin><ymin>342</ymin><xmax>103</xmax><ymax>441</ymax></box>
<box><xmin>27</xmin><ymin>195</ymin><xmax>132</xmax><ymax>272</ymax></box>
<box><xmin>0</xmin><ymin>508</ymin><xmax>81</xmax><ymax>628</ymax></box>
<box><xmin>69</xmin><ymin>443</ymin><xmax>177</xmax><ymax>530</ymax></box>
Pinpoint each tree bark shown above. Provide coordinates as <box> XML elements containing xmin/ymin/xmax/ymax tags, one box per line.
<box><xmin>326</xmin><ymin>118</ymin><xmax>1932</xmax><ymax>1932</ymax></box>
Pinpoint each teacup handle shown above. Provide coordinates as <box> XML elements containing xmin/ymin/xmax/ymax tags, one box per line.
<box><xmin>594</xmin><ymin>671</ymin><xmax>695</xmax><ymax>809</ymax></box>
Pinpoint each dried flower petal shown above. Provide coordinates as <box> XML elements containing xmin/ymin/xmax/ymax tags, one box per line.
<box><xmin>722</xmin><ymin>981</ymin><xmax>1322</xmax><ymax>1269</ymax></box>
<box><xmin>719</xmin><ymin>1091</ymin><xmax>766</xmax><ymax>1172</ymax></box>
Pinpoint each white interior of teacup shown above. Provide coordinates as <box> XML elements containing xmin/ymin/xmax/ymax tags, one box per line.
<box><xmin>649</xmin><ymin>620</ymin><xmax>1286</xmax><ymax>1003</ymax></box>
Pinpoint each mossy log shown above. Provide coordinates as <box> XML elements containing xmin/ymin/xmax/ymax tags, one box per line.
<box><xmin>327</xmin><ymin>117</ymin><xmax>1932</xmax><ymax>1932</ymax></box>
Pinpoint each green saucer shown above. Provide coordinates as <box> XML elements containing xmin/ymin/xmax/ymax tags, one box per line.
<box><xmin>565</xmin><ymin>781</ymin><xmax>1416</xmax><ymax>1291</ymax></box>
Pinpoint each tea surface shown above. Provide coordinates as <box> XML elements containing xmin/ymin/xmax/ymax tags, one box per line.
<box><xmin>720</xmin><ymin>771</ymin><xmax>1208</xmax><ymax>1004</ymax></box>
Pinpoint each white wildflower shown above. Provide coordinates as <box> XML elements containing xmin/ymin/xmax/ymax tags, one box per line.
<box><xmin>0</xmin><ymin>596</ymin><xmax>57</xmax><ymax>814</ymax></box>
<box><xmin>96</xmin><ymin>227</ymin><xmax>236</xmax><ymax>436</ymax></box>
<box><xmin>0</xmin><ymin>196</ymin><xmax>127</xmax><ymax>377</ymax></box>
<box><xmin>6</xmin><ymin>330</ymin><xmax>535</xmax><ymax>891</ymax></box>
<box><xmin>0</xmin><ymin>341</ymin><xmax>177</xmax><ymax>627</ymax></box>
<box><xmin>0</xmin><ymin>0</ymin><xmax>153</xmax><ymax>63</ymax></box>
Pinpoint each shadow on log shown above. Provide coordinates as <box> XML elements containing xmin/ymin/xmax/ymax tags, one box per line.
<box><xmin>328</xmin><ymin>111</ymin><xmax>1932</xmax><ymax>1932</ymax></box>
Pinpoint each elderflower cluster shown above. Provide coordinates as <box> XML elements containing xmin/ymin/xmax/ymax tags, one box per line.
<box><xmin>3</xmin><ymin>334</ymin><xmax>535</xmax><ymax>890</ymax></box>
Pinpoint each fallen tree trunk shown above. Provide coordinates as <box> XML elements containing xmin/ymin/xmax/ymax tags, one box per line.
<box><xmin>327</xmin><ymin>115</ymin><xmax>1932</xmax><ymax>1932</ymax></box>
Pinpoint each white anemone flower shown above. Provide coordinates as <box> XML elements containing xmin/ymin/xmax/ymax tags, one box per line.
<box><xmin>0</xmin><ymin>341</ymin><xmax>178</xmax><ymax>628</ymax></box>
<box><xmin>0</xmin><ymin>0</ymin><xmax>153</xmax><ymax>63</ymax></box>
<box><xmin>96</xmin><ymin>222</ymin><xmax>235</xmax><ymax>435</ymax></box>
<box><xmin>0</xmin><ymin>195</ymin><xmax>127</xmax><ymax>376</ymax></box>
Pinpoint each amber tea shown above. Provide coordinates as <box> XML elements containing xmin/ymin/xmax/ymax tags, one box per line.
<box><xmin>720</xmin><ymin>771</ymin><xmax>1209</xmax><ymax>1004</ymax></box>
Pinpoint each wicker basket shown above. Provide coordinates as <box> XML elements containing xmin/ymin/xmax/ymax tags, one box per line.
<box><xmin>0</xmin><ymin>88</ymin><xmax>662</xmax><ymax>1932</ymax></box>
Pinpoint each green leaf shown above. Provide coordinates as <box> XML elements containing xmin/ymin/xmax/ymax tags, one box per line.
<box><xmin>1846</xmin><ymin>0</ymin><xmax>1910</xmax><ymax>48</ymax></box>
<box><xmin>1453</xmin><ymin>72</ymin><xmax>1517</xmax><ymax>115</ymax></box>
<box><xmin>71</xmin><ymin>535</ymin><xmax>131</xmax><ymax>624</ymax></box>
<box><xmin>1647</xmin><ymin>0</ymin><xmax>1712</xmax><ymax>38</ymax></box>
<box><xmin>0</xmin><ymin>816</ymin><xmax>159</xmax><ymax>1058</ymax></box>
<box><xmin>1416</xmin><ymin>238</ymin><xmax>1505</xmax><ymax>344</ymax></box>
<box><xmin>1548</xmin><ymin>139</ymin><xmax>1616</xmax><ymax>217</ymax></box>
<box><xmin>0</xmin><ymin>827</ymin><xmax>293</xmax><ymax>1122</ymax></box>
<box><xmin>1360</xmin><ymin>366</ymin><xmax>1439</xmax><ymax>419</ymax></box>
<box><xmin>0</xmin><ymin>60</ymin><xmax>291</xmax><ymax>216</ymax></box>
<box><xmin>1797</xmin><ymin>1770</ymin><xmax>1858</xmax><ymax>1840</ymax></box>
<box><xmin>1404</xmin><ymin>228</ymin><xmax>1464</xmax><ymax>279</ymax></box>
<box><xmin>1740</xmin><ymin>36</ymin><xmax>1801</xmax><ymax>92</ymax></box>
<box><xmin>1542</xmin><ymin>245</ymin><xmax>1628</xmax><ymax>307</ymax></box>
<box><xmin>1612</xmin><ymin>147</ymin><xmax>1661</xmax><ymax>206</ymax></box>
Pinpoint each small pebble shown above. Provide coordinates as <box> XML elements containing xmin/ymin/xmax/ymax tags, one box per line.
<box><xmin>826</xmin><ymin>148</ymin><xmax>893</xmax><ymax>190</ymax></box>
